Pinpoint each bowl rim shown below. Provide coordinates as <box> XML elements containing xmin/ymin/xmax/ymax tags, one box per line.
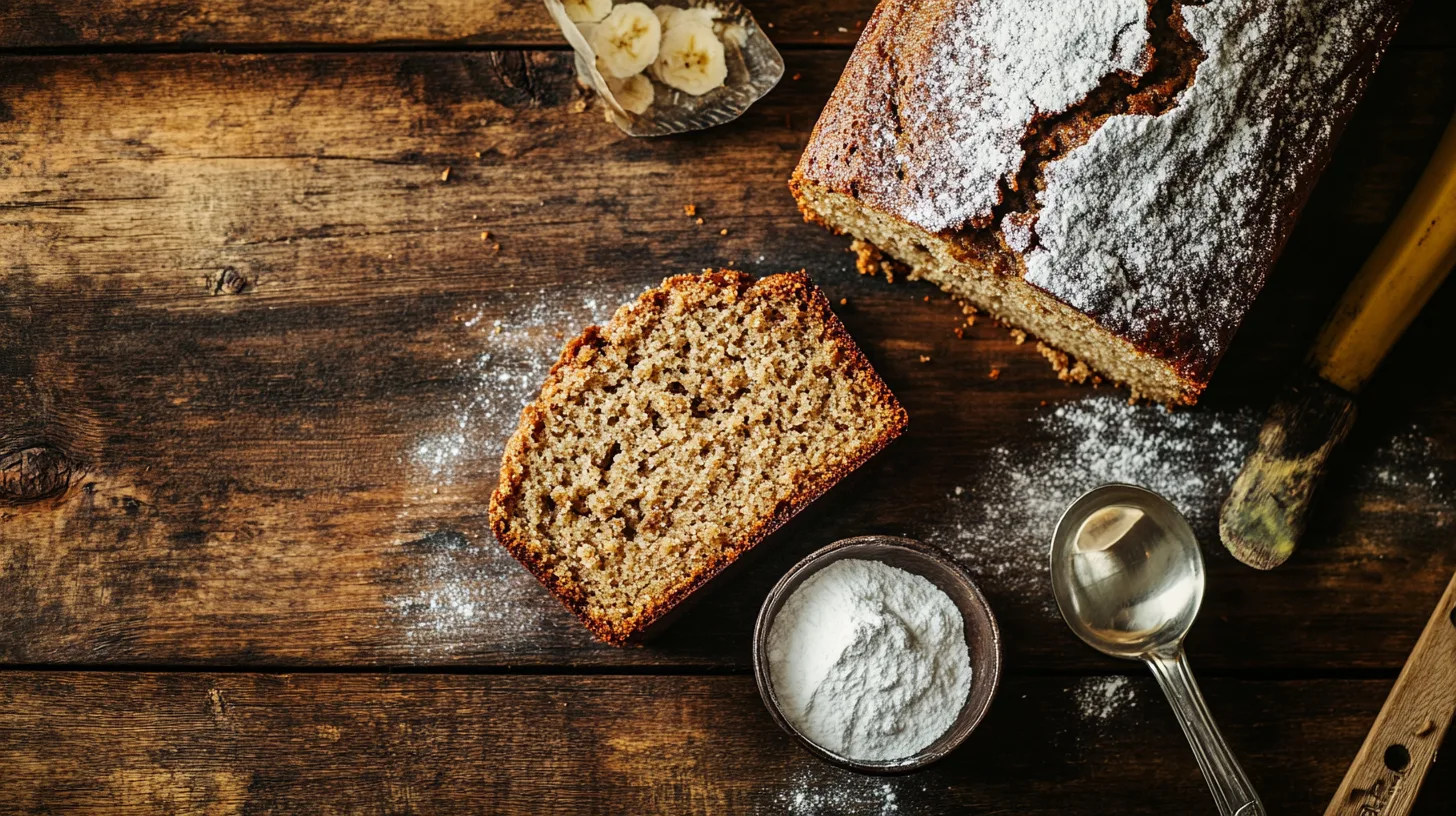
<box><xmin>751</xmin><ymin>534</ymin><xmax>1003</xmax><ymax>774</ymax></box>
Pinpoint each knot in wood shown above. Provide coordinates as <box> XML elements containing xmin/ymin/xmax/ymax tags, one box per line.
<box><xmin>0</xmin><ymin>443</ymin><xmax>72</xmax><ymax>504</ymax></box>
<box><xmin>212</xmin><ymin>267</ymin><xmax>249</xmax><ymax>295</ymax></box>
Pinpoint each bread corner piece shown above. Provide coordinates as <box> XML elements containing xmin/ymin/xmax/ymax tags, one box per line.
<box><xmin>790</xmin><ymin>0</ymin><xmax>1404</xmax><ymax>406</ymax></box>
<box><xmin>489</xmin><ymin>270</ymin><xmax>908</xmax><ymax>645</ymax></box>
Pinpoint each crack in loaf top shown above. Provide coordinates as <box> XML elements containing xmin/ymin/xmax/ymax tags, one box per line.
<box><xmin>800</xmin><ymin>0</ymin><xmax>1403</xmax><ymax>383</ymax></box>
<box><xmin>803</xmin><ymin>0</ymin><xmax>1155</xmax><ymax>233</ymax></box>
<box><xmin>1024</xmin><ymin>0</ymin><xmax>1399</xmax><ymax>380</ymax></box>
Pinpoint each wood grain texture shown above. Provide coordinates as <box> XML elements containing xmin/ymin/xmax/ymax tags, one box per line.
<box><xmin>0</xmin><ymin>671</ymin><xmax>1451</xmax><ymax>815</ymax></box>
<box><xmin>1</xmin><ymin>45</ymin><xmax>1455</xmax><ymax>670</ymax></box>
<box><xmin>0</xmin><ymin>0</ymin><xmax>876</xmax><ymax>48</ymax></box>
<box><xmin>3</xmin><ymin>0</ymin><xmax>1451</xmax><ymax>50</ymax></box>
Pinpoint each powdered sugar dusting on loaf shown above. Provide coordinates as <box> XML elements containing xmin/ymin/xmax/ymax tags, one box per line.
<box><xmin>1024</xmin><ymin>0</ymin><xmax>1398</xmax><ymax>375</ymax></box>
<box><xmin>893</xmin><ymin>0</ymin><xmax>1151</xmax><ymax>231</ymax></box>
<box><xmin>801</xmin><ymin>0</ymin><xmax>1152</xmax><ymax>233</ymax></box>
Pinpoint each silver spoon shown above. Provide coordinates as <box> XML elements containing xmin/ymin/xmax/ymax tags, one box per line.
<box><xmin>1050</xmin><ymin>483</ymin><xmax>1266</xmax><ymax>816</ymax></box>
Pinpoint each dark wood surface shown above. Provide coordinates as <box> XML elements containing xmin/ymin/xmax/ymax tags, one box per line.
<box><xmin>2</xmin><ymin>672</ymin><xmax>1454</xmax><ymax>815</ymax></box>
<box><xmin>3</xmin><ymin>0</ymin><xmax>1454</xmax><ymax>48</ymax></box>
<box><xmin>2</xmin><ymin>0</ymin><xmax>1455</xmax><ymax>812</ymax></box>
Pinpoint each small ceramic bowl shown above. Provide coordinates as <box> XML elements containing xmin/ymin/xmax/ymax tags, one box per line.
<box><xmin>752</xmin><ymin>535</ymin><xmax>1003</xmax><ymax>774</ymax></box>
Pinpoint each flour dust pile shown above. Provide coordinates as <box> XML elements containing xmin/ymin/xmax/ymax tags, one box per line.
<box><xmin>1073</xmin><ymin>675</ymin><xmax>1139</xmax><ymax>723</ymax></box>
<box><xmin>767</xmin><ymin>559</ymin><xmax>972</xmax><ymax>762</ymax></box>
<box><xmin>773</xmin><ymin>767</ymin><xmax>912</xmax><ymax>816</ymax></box>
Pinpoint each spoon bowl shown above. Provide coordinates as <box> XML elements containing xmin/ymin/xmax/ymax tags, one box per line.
<box><xmin>1050</xmin><ymin>483</ymin><xmax>1205</xmax><ymax>658</ymax></box>
<box><xmin>1050</xmin><ymin>483</ymin><xmax>1265</xmax><ymax>816</ymax></box>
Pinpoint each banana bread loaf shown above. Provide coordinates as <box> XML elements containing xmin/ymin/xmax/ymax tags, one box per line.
<box><xmin>791</xmin><ymin>0</ymin><xmax>1405</xmax><ymax>404</ymax></box>
<box><xmin>489</xmin><ymin>270</ymin><xmax>908</xmax><ymax>645</ymax></box>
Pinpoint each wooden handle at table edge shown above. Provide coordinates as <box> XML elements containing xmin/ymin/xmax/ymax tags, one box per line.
<box><xmin>1311</xmin><ymin>111</ymin><xmax>1456</xmax><ymax>394</ymax></box>
<box><xmin>1322</xmin><ymin>571</ymin><xmax>1456</xmax><ymax>816</ymax></box>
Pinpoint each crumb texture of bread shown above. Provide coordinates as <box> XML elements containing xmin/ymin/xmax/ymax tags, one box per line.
<box><xmin>490</xmin><ymin>271</ymin><xmax>907</xmax><ymax>645</ymax></box>
<box><xmin>792</xmin><ymin>0</ymin><xmax>1405</xmax><ymax>404</ymax></box>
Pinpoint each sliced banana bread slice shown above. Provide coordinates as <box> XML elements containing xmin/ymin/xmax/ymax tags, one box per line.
<box><xmin>489</xmin><ymin>270</ymin><xmax>907</xmax><ymax>645</ymax></box>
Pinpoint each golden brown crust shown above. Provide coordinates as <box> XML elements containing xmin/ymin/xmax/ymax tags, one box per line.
<box><xmin>488</xmin><ymin>270</ymin><xmax>907</xmax><ymax>646</ymax></box>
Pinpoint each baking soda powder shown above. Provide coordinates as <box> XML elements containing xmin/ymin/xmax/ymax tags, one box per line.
<box><xmin>767</xmin><ymin>559</ymin><xmax>972</xmax><ymax>761</ymax></box>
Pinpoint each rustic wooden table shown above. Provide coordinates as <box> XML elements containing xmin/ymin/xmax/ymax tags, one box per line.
<box><xmin>2</xmin><ymin>1</ymin><xmax>1455</xmax><ymax>813</ymax></box>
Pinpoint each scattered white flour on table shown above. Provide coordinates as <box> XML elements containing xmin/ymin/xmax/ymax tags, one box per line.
<box><xmin>390</xmin><ymin>281</ymin><xmax>647</xmax><ymax>646</ymax></box>
<box><xmin>767</xmin><ymin>559</ymin><xmax>972</xmax><ymax>762</ymax></box>
<box><xmin>773</xmin><ymin>768</ymin><xmax>911</xmax><ymax>816</ymax></box>
<box><xmin>387</xmin><ymin>531</ymin><xmax>548</xmax><ymax>650</ymax></box>
<box><xmin>406</xmin><ymin>284</ymin><xmax>639</xmax><ymax>488</ymax></box>
<box><xmin>917</xmin><ymin>396</ymin><xmax>1259</xmax><ymax>605</ymax></box>
<box><xmin>1367</xmin><ymin>426</ymin><xmax>1446</xmax><ymax>493</ymax></box>
<box><xmin>916</xmin><ymin>400</ymin><xmax>1452</xmax><ymax>608</ymax></box>
<box><xmin>1073</xmin><ymin>675</ymin><xmax>1139</xmax><ymax>723</ymax></box>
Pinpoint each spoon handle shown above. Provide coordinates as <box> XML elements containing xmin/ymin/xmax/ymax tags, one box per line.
<box><xmin>1146</xmin><ymin>648</ymin><xmax>1266</xmax><ymax>816</ymax></box>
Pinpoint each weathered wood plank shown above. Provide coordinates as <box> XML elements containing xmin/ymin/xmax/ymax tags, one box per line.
<box><xmin>0</xmin><ymin>0</ymin><xmax>873</xmax><ymax>48</ymax></box>
<box><xmin>0</xmin><ymin>672</ymin><xmax>1451</xmax><ymax>814</ymax></box>
<box><xmin>1</xmin><ymin>0</ymin><xmax>1450</xmax><ymax>50</ymax></box>
<box><xmin>1</xmin><ymin>48</ymin><xmax>1455</xmax><ymax>670</ymax></box>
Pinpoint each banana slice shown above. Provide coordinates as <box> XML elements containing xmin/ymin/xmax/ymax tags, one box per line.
<box><xmin>653</xmin><ymin>5</ymin><xmax>679</xmax><ymax>30</ymax></box>
<box><xmin>606</xmin><ymin>74</ymin><xmax>655</xmax><ymax>114</ymax></box>
<box><xmin>563</xmin><ymin>0</ymin><xmax>612</xmax><ymax>24</ymax></box>
<box><xmin>590</xmin><ymin>2</ymin><xmax>663</xmax><ymax>79</ymax></box>
<box><xmin>653</xmin><ymin>5</ymin><xmax>719</xmax><ymax>32</ymax></box>
<box><xmin>651</xmin><ymin>19</ymin><xmax>727</xmax><ymax>95</ymax></box>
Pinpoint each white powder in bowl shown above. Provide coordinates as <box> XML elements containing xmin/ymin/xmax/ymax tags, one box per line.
<box><xmin>766</xmin><ymin>559</ymin><xmax>973</xmax><ymax>762</ymax></box>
